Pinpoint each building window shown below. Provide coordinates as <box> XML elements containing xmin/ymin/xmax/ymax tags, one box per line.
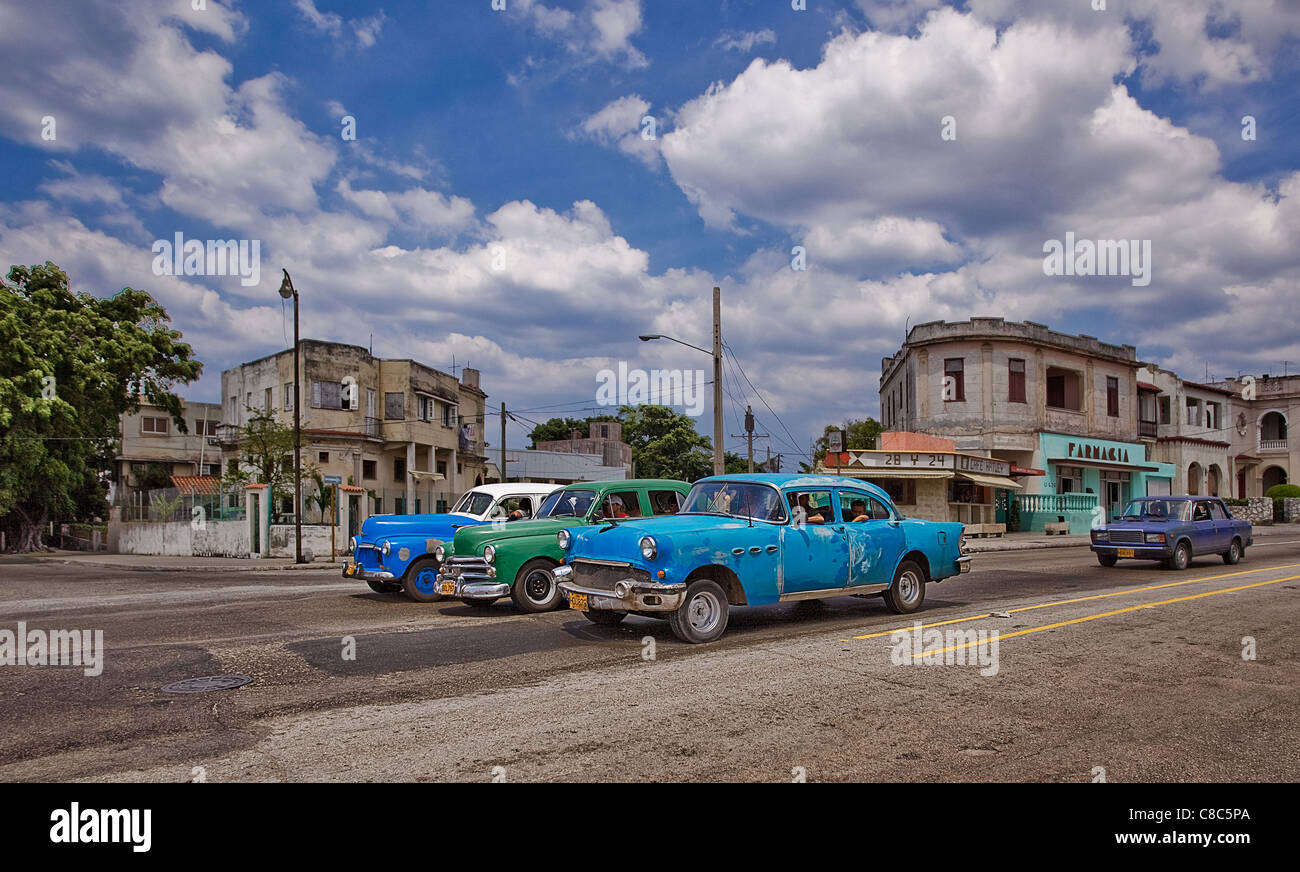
<box><xmin>141</xmin><ymin>416</ymin><xmax>170</xmax><ymax>435</ymax></box>
<box><xmin>442</xmin><ymin>402</ymin><xmax>456</xmax><ymax>427</ymax></box>
<box><xmin>1008</xmin><ymin>358</ymin><xmax>1026</xmax><ymax>404</ymax></box>
<box><xmin>312</xmin><ymin>381</ymin><xmax>343</xmax><ymax>410</ymax></box>
<box><xmin>362</xmin><ymin>459</ymin><xmax>377</xmax><ymax>480</ymax></box>
<box><xmin>876</xmin><ymin>478</ymin><xmax>917</xmax><ymax>506</ymax></box>
<box><xmin>384</xmin><ymin>392</ymin><xmax>404</xmax><ymax>420</ymax></box>
<box><xmin>1158</xmin><ymin>395</ymin><xmax>1171</xmax><ymax>424</ymax></box>
<box><xmin>418</xmin><ymin>396</ymin><xmax>432</xmax><ymax>421</ymax></box>
<box><xmin>1185</xmin><ymin>397</ymin><xmax>1201</xmax><ymax>427</ymax></box>
<box><xmin>1046</xmin><ymin>367</ymin><xmax>1082</xmax><ymax>411</ymax></box>
<box><xmin>318</xmin><ymin>451</ymin><xmax>329</xmax><ymax>463</ymax></box>
<box><xmin>943</xmin><ymin>358</ymin><xmax>965</xmax><ymax>402</ymax></box>
<box><xmin>436</xmin><ymin>460</ymin><xmax>447</xmax><ymax>476</ymax></box>
<box><xmin>1057</xmin><ymin>465</ymin><xmax>1083</xmax><ymax>493</ymax></box>
<box><xmin>1205</xmin><ymin>401</ymin><xmax>1219</xmax><ymax>430</ymax></box>
<box><xmin>193</xmin><ymin>419</ymin><xmax>217</xmax><ymax>436</ymax></box>
<box><xmin>393</xmin><ymin>457</ymin><xmax>406</xmax><ymax>481</ymax></box>
<box><xmin>202</xmin><ymin>463</ymin><xmax>221</xmax><ymax>477</ymax></box>
<box><xmin>264</xmin><ymin>387</ymin><xmax>272</xmax><ymax>410</ymax></box>
<box><xmin>284</xmin><ymin>383</ymin><xmax>293</xmax><ymax>410</ymax></box>
<box><xmin>600</xmin><ymin>424</ymin><xmax>609</xmax><ymax>439</ymax></box>
<box><xmin>1106</xmin><ymin>376</ymin><xmax>1119</xmax><ymax>417</ymax></box>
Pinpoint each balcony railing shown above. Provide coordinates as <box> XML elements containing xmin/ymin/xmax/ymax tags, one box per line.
<box><xmin>364</xmin><ymin>417</ymin><xmax>380</xmax><ymax>437</ymax></box>
<box><xmin>1138</xmin><ymin>420</ymin><xmax>1157</xmax><ymax>438</ymax></box>
<box><xmin>1260</xmin><ymin>439</ymin><xmax>1288</xmax><ymax>451</ymax></box>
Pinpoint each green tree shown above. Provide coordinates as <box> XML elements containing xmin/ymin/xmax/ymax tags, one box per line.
<box><xmin>617</xmin><ymin>405</ymin><xmax>718</xmax><ymax>481</ymax></box>
<box><xmin>798</xmin><ymin>418</ymin><xmax>883</xmax><ymax>473</ymax></box>
<box><xmin>527</xmin><ymin>415</ymin><xmax>613</xmax><ymax>447</ymax></box>
<box><xmin>221</xmin><ymin>407</ymin><xmax>297</xmax><ymax>524</ymax></box>
<box><xmin>0</xmin><ymin>262</ymin><xmax>201</xmax><ymax>552</ymax></box>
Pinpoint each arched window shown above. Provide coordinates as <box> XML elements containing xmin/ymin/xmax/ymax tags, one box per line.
<box><xmin>1187</xmin><ymin>462</ymin><xmax>1202</xmax><ymax>496</ymax></box>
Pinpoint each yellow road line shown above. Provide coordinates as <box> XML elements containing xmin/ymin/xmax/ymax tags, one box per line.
<box><xmin>913</xmin><ymin>573</ymin><xmax>1300</xmax><ymax>658</ymax></box>
<box><xmin>847</xmin><ymin>561</ymin><xmax>1300</xmax><ymax>641</ymax></box>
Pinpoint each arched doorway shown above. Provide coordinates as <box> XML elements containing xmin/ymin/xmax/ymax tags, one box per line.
<box><xmin>1262</xmin><ymin>465</ymin><xmax>1288</xmax><ymax>493</ymax></box>
<box><xmin>1187</xmin><ymin>462</ymin><xmax>1202</xmax><ymax>496</ymax></box>
<box><xmin>1259</xmin><ymin>411</ymin><xmax>1288</xmax><ymax>447</ymax></box>
<box><xmin>1207</xmin><ymin>464</ymin><xmax>1222</xmax><ymax>497</ymax></box>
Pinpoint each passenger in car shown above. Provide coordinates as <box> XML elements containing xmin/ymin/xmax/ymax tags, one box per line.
<box><xmin>848</xmin><ymin>499</ymin><xmax>869</xmax><ymax>522</ymax></box>
<box><xmin>790</xmin><ymin>493</ymin><xmax>826</xmax><ymax>524</ymax></box>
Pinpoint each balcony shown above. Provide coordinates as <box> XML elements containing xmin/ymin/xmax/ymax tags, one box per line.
<box><xmin>364</xmin><ymin>417</ymin><xmax>380</xmax><ymax>437</ymax></box>
<box><xmin>1260</xmin><ymin>439</ymin><xmax>1288</xmax><ymax>451</ymax></box>
<box><xmin>1138</xmin><ymin>420</ymin><xmax>1157</xmax><ymax>439</ymax></box>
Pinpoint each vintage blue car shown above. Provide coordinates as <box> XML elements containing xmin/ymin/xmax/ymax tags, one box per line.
<box><xmin>1090</xmin><ymin>496</ymin><xmax>1253</xmax><ymax>570</ymax></box>
<box><xmin>343</xmin><ymin>482</ymin><xmax>560</xmax><ymax>600</ymax></box>
<box><xmin>553</xmin><ymin>473</ymin><xmax>971</xmax><ymax>643</ymax></box>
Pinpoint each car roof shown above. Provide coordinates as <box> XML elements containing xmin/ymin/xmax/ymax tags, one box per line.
<box><xmin>467</xmin><ymin>483</ymin><xmax>562</xmax><ymax>497</ymax></box>
<box><xmin>558</xmin><ymin>478</ymin><xmax>686</xmax><ymax>490</ymax></box>
<box><xmin>698</xmin><ymin>473</ymin><xmax>892</xmax><ymax>499</ymax></box>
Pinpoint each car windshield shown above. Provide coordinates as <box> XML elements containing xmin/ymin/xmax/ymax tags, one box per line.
<box><xmin>1120</xmin><ymin>499</ymin><xmax>1190</xmax><ymax>522</ymax></box>
<box><xmin>682</xmin><ymin>482</ymin><xmax>786</xmax><ymax>522</ymax></box>
<box><xmin>539</xmin><ymin>489</ymin><xmax>597</xmax><ymax>518</ymax></box>
<box><xmin>451</xmin><ymin>490</ymin><xmax>494</xmax><ymax>516</ymax></box>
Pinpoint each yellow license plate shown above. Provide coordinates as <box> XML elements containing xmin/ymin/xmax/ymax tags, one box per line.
<box><xmin>568</xmin><ymin>592</ymin><xmax>589</xmax><ymax>611</ymax></box>
<box><xmin>439</xmin><ymin>581</ymin><xmax>456</xmax><ymax>595</ymax></box>
<box><xmin>345</xmin><ymin>563</ymin><xmax>356</xmax><ymax>576</ymax></box>
<box><xmin>1117</xmin><ymin>548</ymin><xmax>1135</xmax><ymax>558</ymax></box>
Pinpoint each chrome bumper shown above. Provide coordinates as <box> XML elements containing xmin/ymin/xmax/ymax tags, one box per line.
<box><xmin>956</xmin><ymin>556</ymin><xmax>972</xmax><ymax>573</ymax></box>
<box><xmin>554</xmin><ymin>564</ymin><xmax>686</xmax><ymax>613</ymax></box>
<box><xmin>342</xmin><ymin>562</ymin><xmax>395</xmax><ymax>581</ymax></box>
<box><xmin>437</xmin><ymin>559</ymin><xmax>504</xmax><ymax>599</ymax></box>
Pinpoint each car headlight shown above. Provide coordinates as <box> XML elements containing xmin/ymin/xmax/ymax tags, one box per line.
<box><xmin>1145</xmin><ymin>533</ymin><xmax>1166</xmax><ymax>544</ymax></box>
<box><xmin>639</xmin><ymin>536</ymin><xmax>657</xmax><ymax>560</ymax></box>
<box><xmin>434</xmin><ymin>545</ymin><xmax>445</xmax><ymax>562</ymax></box>
<box><xmin>381</xmin><ymin>540</ymin><xmax>391</xmax><ymax>556</ymax></box>
<box><xmin>350</xmin><ymin>535</ymin><xmax>359</xmax><ymax>552</ymax></box>
<box><xmin>1093</xmin><ymin>530</ymin><xmax>1109</xmax><ymax>541</ymax></box>
<box><xmin>483</xmin><ymin>544</ymin><xmax>496</xmax><ymax>564</ymax></box>
<box><xmin>557</xmin><ymin>529</ymin><xmax>571</xmax><ymax>550</ymax></box>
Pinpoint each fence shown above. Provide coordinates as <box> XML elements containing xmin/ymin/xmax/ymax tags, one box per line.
<box><xmin>365</xmin><ymin>485</ymin><xmax>461</xmax><ymax>516</ymax></box>
<box><xmin>1013</xmin><ymin>492</ymin><xmax>1101</xmax><ymax>534</ymax></box>
<box><xmin>115</xmin><ymin>486</ymin><xmax>246</xmax><ymax>524</ymax></box>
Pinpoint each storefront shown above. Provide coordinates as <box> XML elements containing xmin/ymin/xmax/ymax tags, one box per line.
<box><xmin>1020</xmin><ymin>432</ymin><xmax>1175</xmax><ymax>531</ymax></box>
<box><xmin>820</xmin><ymin>450</ymin><xmax>1022</xmax><ymax>533</ymax></box>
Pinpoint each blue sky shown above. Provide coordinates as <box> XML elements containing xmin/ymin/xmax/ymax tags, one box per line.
<box><xmin>2</xmin><ymin>0</ymin><xmax>1299</xmax><ymax>465</ymax></box>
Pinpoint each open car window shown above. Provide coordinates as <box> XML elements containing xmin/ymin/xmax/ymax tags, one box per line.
<box><xmin>539</xmin><ymin>489</ymin><xmax>596</xmax><ymax>518</ymax></box>
<box><xmin>681</xmin><ymin>482</ymin><xmax>786</xmax><ymax>523</ymax></box>
<box><xmin>787</xmin><ymin>490</ymin><xmax>833</xmax><ymax>524</ymax></box>
<box><xmin>593</xmin><ymin>491</ymin><xmax>642</xmax><ymax>520</ymax></box>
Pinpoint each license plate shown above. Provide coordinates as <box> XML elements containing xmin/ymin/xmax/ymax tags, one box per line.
<box><xmin>568</xmin><ymin>592</ymin><xmax>589</xmax><ymax>611</ymax></box>
<box><xmin>1117</xmin><ymin>548</ymin><xmax>1135</xmax><ymax>558</ymax></box>
<box><xmin>439</xmin><ymin>581</ymin><xmax>456</xmax><ymax>595</ymax></box>
<box><xmin>345</xmin><ymin>563</ymin><xmax>356</xmax><ymax>576</ymax></box>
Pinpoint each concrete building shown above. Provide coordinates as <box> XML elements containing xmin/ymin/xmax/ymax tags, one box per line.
<box><xmin>219</xmin><ymin>341</ymin><xmax>488</xmax><ymax>516</ymax></box>
<box><xmin>534</xmin><ymin>421</ymin><xmax>633</xmax><ymax>469</ymax></box>
<box><xmin>1210</xmin><ymin>372</ymin><xmax>1298</xmax><ymax>497</ymax></box>
<box><xmin>878</xmin><ymin>319</ymin><xmax>1175</xmax><ymax>531</ymax></box>
<box><xmin>1140</xmin><ymin>366</ymin><xmax>1233</xmax><ymax>497</ymax></box>
<box><xmin>504</xmin><ymin>449</ymin><xmax>628</xmax><ymax>483</ymax></box>
<box><xmin>116</xmin><ymin>398</ymin><xmax>224</xmax><ymax>490</ymax></box>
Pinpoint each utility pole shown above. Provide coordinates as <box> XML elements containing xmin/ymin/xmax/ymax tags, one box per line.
<box><xmin>500</xmin><ymin>401</ymin><xmax>507</xmax><ymax>484</ymax></box>
<box><xmin>730</xmin><ymin>405</ymin><xmax>769</xmax><ymax>473</ymax></box>
<box><xmin>712</xmin><ymin>286</ymin><xmax>724</xmax><ymax>476</ymax></box>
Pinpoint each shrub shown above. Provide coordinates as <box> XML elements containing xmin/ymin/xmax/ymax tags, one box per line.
<box><xmin>1221</xmin><ymin>497</ymin><xmax>1248</xmax><ymax>506</ymax></box>
<box><xmin>1265</xmin><ymin>484</ymin><xmax>1300</xmax><ymax>499</ymax></box>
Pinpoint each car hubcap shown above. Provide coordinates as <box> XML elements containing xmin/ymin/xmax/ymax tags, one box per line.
<box><xmin>414</xmin><ymin>569</ymin><xmax>437</xmax><ymax>594</ymax></box>
<box><xmin>1232</xmin><ymin>543</ymin><xmax>1240</xmax><ymax>559</ymax></box>
<box><xmin>898</xmin><ymin>570</ymin><xmax>919</xmax><ymax>604</ymax></box>
<box><xmin>687</xmin><ymin>591</ymin><xmax>721</xmax><ymax>634</ymax></box>
<box><xmin>524</xmin><ymin>569</ymin><xmax>553</xmax><ymax>603</ymax></box>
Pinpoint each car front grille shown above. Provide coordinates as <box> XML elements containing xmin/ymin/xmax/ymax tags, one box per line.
<box><xmin>570</xmin><ymin>560</ymin><xmax>651</xmax><ymax>592</ymax></box>
<box><xmin>1108</xmin><ymin>530</ymin><xmax>1145</xmax><ymax>544</ymax></box>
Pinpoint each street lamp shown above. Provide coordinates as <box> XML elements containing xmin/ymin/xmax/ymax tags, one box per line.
<box><xmin>640</xmin><ymin>286</ymin><xmax>725</xmax><ymax>475</ymax></box>
<box><xmin>277</xmin><ymin>268</ymin><xmax>304</xmax><ymax>564</ymax></box>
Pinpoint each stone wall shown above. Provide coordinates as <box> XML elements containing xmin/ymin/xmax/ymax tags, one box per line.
<box><xmin>1284</xmin><ymin>497</ymin><xmax>1300</xmax><ymax>524</ymax></box>
<box><xmin>1227</xmin><ymin>498</ymin><xmax>1271</xmax><ymax>524</ymax></box>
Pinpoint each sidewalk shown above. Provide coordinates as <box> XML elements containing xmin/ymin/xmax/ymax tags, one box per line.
<box><xmin>964</xmin><ymin>522</ymin><xmax>1299</xmax><ymax>553</ymax></box>
<box><xmin>0</xmin><ymin>550</ymin><xmax>343</xmax><ymax>572</ymax></box>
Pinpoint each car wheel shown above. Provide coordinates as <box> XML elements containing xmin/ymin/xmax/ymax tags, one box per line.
<box><xmin>366</xmin><ymin>579</ymin><xmax>401</xmax><ymax>594</ymax></box>
<box><xmin>884</xmin><ymin>559</ymin><xmax>927</xmax><ymax>614</ymax></box>
<box><xmin>511</xmin><ymin>559</ymin><xmax>562</xmax><ymax>612</ymax></box>
<box><xmin>667</xmin><ymin>579</ymin><xmax>729</xmax><ymax>644</ymax></box>
<box><xmin>1096</xmin><ymin>553</ymin><xmax>1117</xmax><ymax>568</ymax></box>
<box><xmin>582</xmin><ymin>610</ymin><xmax>627</xmax><ymax>625</ymax></box>
<box><xmin>1222</xmin><ymin>538</ymin><xmax>1242</xmax><ymax>565</ymax></box>
<box><xmin>1167</xmin><ymin>541</ymin><xmax>1191</xmax><ymax>571</ymax></box>
<box><xmin>401</xmin><ymin>558</ymin><xmax>444</xmax><ymax>602</ymax></box>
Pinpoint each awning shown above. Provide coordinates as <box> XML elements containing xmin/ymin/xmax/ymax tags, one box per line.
<box><xmin>958</xmin><ymin>472</ymin><xmax>1023</xmax><ymax>490</ymax></box>
<box><xmin>844</xmin><ymin>469</ymin><xmax>954</xmax><ymax>480</ymax></box>
<box><xmin>409</xmin><ymin>470</ymin><xmax>446</xmax><ymax>482</ymax></box>
<box><xmin>1048</xmin><ymin>457</ymin><xmax>1162</xmax><ymax>473</ymax></box>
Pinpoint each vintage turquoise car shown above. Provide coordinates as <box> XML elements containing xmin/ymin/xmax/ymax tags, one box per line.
<box><xmin>343</xmin><ymin>482</ymin><xmax>560</xmax><ymax>600</ymax></box>
<box><xmin>1090</xmin><ymin>496</ymin><xmax>1253</xmax><ymax>569</ymax></box>
<box><xmin>554</xmin><ymin>473</ymin><xmax>971</xmax><ymax>643</ymax></box>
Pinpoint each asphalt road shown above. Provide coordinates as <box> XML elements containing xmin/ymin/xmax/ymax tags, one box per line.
<box><xmin>2</xmin><ymin>538</ymin><xmax>1299</xmax><ymax>782</ymax></box>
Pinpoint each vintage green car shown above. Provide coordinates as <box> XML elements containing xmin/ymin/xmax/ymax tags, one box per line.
<box><xmin>435</xmin><ymin>478</ymin><xmax>690</xmax><ymax>612</ymax></box>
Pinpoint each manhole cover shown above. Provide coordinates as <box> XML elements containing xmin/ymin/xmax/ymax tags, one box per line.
<box><xmin>161</xmin><ymin>675</ymin><xmax>253</xmax><ymax>694</ymax></box>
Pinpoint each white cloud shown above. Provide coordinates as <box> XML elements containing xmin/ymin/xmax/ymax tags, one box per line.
<box><xmin>511</xmin><ymin>0</ymin><xmax>648</xmax><ymax>70</ymax></box>
<box><xmin>577</xmin><ymin>95</ymin><xmax>660</xmax><ymax>169</ymax></box>
<box><xmin>713</xmin><ymin>29</ymin><xmax>777</xmax><ymax>53</ymax></box>
<box><xmin>293</xmin><ymin>0</ymin><xmax>386</xmax><ymax>49</ymax></box>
